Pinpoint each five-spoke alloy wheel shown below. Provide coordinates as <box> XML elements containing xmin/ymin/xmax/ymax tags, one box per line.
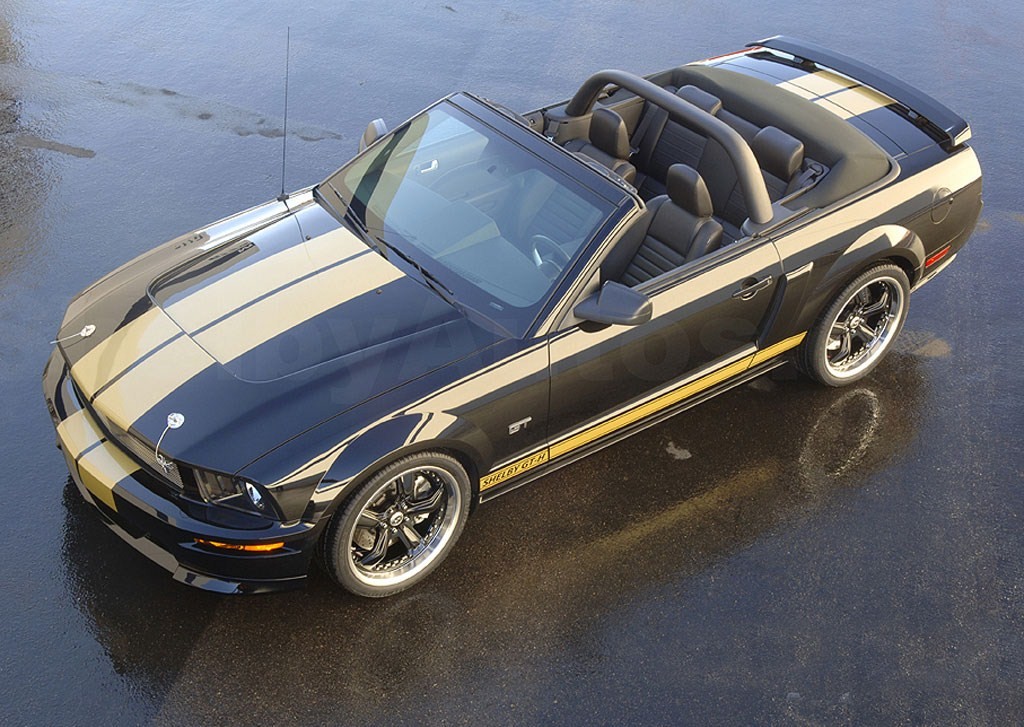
<box><xmin>322</xmin><ymin>451</ymin><xmax>471</xmax><ymax>597</ymax></box>
<box><xmin>800</xmin><ymin>263</ymin><xmax>910</xmax><ymax>387</ymax></box>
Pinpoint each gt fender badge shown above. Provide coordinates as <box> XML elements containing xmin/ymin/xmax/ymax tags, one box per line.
<box><xmin>508</xmin><ymin>416</ymin><xmax>532</xmax><ymax>435</ymax></box>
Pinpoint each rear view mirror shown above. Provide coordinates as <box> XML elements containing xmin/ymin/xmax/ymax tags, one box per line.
<box><xmin>574</xmin><ymin>281</ymin><xmax>652</xmax><ymax>327</ymax></box>
<box><xmin>359</xmin><ymin>118</ymin><xmax>388</xmax><ymax>152</ymax></box>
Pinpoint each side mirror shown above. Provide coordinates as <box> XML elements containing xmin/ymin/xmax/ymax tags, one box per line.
<box><xmin>574</xmin><ymin>281</ymin><xmax>652</xmax><ymax>327</ymax></box>
<box><xmin>359</xmin><ymin>118</ymin><xmax>388</xmax><ymax>152</ymax></box>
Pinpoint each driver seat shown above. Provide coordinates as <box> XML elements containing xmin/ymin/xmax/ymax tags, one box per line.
<box><xmin>618</xmin><ymin>164</ymin><xmax>723</xmax><ymax>287</ymax></box>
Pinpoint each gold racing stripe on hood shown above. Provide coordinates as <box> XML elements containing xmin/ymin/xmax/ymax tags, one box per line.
<box><xmin>70</xmin><ymin>307</ymin><xmax>181</xmax><ymax>400</ymax></box>
<box><xmin>164</xmin><ymin>228</ymin><xmax>355</xmax><ymax>331</ymax></box>
<box><xmin>91</xmin><ymin>334</ymin><xmax>216</xmax><ymax>432</ymax></box>
<box><xmin>192</xmin><ymin>236</ymin><xmax>402</xmax><ymax>365</ymax></box>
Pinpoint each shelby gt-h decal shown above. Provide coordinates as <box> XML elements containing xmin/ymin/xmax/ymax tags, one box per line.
<box><xmin>45</xmin><ymin>37</ymin><xmax>982</xmax><ymax>596</ymax></box>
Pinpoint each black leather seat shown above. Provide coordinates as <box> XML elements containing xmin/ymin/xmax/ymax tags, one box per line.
<box><xmin>705</xmin><ymin>125</ymin><xmax>806</xmax><ymax>244</ymax></box>
<box><xmin>634</xmin><ymin>85</ymin><xmax>723</xmax><ymax>199</ymax></box>
<box><xmin>751</xmin><ymin>125</ymin><xmax>806</xmax><ymax>199</ymax></box>
<box><xmin>565</xmin><ymin>108</ymin><xmax>637</xmax><ymax>184</ymax></box>
<box><xmin>618</xmin><ymin>164</ymin><xmax>723</xmax><ymax>287</ymax></box>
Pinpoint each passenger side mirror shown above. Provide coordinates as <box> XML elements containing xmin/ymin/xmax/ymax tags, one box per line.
<box><xmin>359</xmin><ymin>118</ymin><xmax>388</xmax><ymax>152</ymax></box>
<box><xmin>574</xmin><ymin>281</ymin><xmax>652</xmax><ymax>327</ymax></box>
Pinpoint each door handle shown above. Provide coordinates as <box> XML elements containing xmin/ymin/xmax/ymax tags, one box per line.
<box><xmin>417</xmin><ymin>159</ymin><xmax>438</xmax><ymax>174</ymax></box>
<box><xmin>732</xmin><ymin>275</ymin><xmax>772</xmax><ymax>300</ymax></box>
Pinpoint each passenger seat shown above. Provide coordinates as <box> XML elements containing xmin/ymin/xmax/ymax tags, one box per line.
<box><xmin>564</xmin><ymin>108</ymin><xmax>637</xmax><ymax>184</ymax></box>
<box><xmin>618</xmin><ymin>164</ymin><xmax>723</xmax><ymax>287</ymax></box>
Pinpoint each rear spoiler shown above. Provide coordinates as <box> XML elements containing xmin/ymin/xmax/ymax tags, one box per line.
<box><xmin>749</xmin><ymin>35</ymin><xmax>971</xmax><ymax>150</ymax></box>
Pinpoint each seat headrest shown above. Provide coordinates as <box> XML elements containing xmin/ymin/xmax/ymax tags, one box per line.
<box><xmin>666</xmin><ymin>164</ymin><xmax>713</xmax><ymax>218</ymax></box>
<box><xmin>752</xmin><ymin>125</ymin><xmax>805</xmax><ymax>181</ymax></box>
<box><xmin>675</xmin><ymin>85</ymin><xmax>723</xmax><ymax>115</ymax></box>
<box><xmin>589</xmin><ymin>107</ymin><xmax>631</xmax><ymax>159</ymax></box>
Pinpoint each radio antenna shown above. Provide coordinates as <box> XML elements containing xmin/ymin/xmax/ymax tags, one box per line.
<box><xmin>277</xmin><ymin>26</ymin><xmax>291</xmax><ymax>202</ymax></box>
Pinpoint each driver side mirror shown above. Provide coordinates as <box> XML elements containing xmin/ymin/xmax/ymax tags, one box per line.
<box><xmin>359</xmin><ymin>118</ymin><xmax>388</xmax><ymax>152</ymax></box>
<box><xmin>574</xmin><ymin>281</ymin><xmax>652</xmax><ymax>327</ymax></box>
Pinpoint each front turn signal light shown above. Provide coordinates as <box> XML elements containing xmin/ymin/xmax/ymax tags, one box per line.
<box><xmin>194</xmin><ymin>538</ymin><xmax>285</xmax><ymax>553</ymax></box>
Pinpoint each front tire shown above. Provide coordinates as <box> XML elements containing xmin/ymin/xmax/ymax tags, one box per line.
<box><xmin>322</xmin><ymin>451</ymin><xmax>471</xmax><ymax>598</ymax></box>
<box><xmin>799</xmin><ymin>263</ymin><xmax>910</xmax><ymax>387</ymax></box>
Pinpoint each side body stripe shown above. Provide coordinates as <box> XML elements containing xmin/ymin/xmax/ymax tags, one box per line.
<box><xmin>480</xmin><ymin>332</ymin><xmax>806</xmax><ymax>491</ymax></box>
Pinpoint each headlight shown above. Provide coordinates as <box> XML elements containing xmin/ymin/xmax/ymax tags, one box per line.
<box><xmin>190</xmin><ymin>468</ymin><xmax>272</xmax><ymax>516</ymax></box>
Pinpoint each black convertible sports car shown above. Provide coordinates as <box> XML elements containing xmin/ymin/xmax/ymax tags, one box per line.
<box><xmin>44</xmin><ymin>37</ymin><xmax>982</xmax><ymax>596</ymax></box>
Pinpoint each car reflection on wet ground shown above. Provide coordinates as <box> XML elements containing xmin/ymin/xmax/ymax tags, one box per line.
<box><xmin>1</xmin><ymin>1</ymin><xmax>1022</xmax><ymax>724</ymax></box>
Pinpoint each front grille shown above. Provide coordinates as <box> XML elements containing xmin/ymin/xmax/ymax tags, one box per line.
<box><xmin>73</xmin><ymin>383</ymin><xmax>185</xmax><ymax>488</ymax></box>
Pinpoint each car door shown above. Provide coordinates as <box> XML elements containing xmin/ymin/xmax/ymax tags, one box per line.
<box><xmin>546</xmin><ymin>240</ymin><xmax>783</xmax><ymax>452</ymax></box>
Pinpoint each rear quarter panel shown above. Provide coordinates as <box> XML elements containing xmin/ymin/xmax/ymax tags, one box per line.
<box><xmin>771</xmin><ymin>143</ymin><xmax>982</xmax><ymax>337</ymax></box>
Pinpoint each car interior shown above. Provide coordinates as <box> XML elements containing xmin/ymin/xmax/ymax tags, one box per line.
<box><xmin>530</xmin><ymin>62</ymin><xmax>893</xmax><ymax>286</ymax></box>
<box><xmin>331</xmin><ymin>62</ymin><xmax>893</xmax><ymax>323</ymax></box>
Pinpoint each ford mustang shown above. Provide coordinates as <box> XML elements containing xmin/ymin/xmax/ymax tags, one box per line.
<box><xmin>44</xmin><ymin>37</ymin><xmax>982</xmax><ymax>596</ymax></box>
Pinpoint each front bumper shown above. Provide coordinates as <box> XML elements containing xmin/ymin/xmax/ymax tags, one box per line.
<box><xmin>43</xmin><ymin>348</ymin><xmax>322</xmax><ymax>594</ymax></box>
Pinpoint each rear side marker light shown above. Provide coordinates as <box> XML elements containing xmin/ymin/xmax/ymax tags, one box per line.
<box><xmin>194</xmin><ymin>538</ymin><xmax>285</xmax><ymax>553</ymax></box>
<box><xmin>925</xmin><ymin>245</ymin><xmax>951</xmax><ymax>268</ymax></box>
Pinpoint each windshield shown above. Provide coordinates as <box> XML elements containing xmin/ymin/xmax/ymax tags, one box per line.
<box><xmin>317</xmin><ymin>100</ymin><xmax>617</xmax><ymax>336</ymax></box>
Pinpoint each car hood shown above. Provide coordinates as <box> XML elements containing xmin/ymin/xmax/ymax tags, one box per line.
<box><xmin>55</xmin><ymin>197</ymin><xmax>502</xmax><ymax>474</ymax></box>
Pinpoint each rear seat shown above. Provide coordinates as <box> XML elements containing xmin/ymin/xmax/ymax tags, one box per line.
<box><xmin>633</xmin><ymin>85</ymin><xmax>722</xmax><ymax>199</ymax></box>
<box><xmin>632</xmin><ymin>88</ymin><xmax>825</xmax><ymax>244</ymax></box>
<box><xmin>704</xmin><ymin>125</ymin><xmax>807</xmax><ymax>243</ymax></box>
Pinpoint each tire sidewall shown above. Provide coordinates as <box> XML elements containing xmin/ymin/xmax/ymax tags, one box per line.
<box><xmin>324</xmin><ymin>451</ymin><xmax>471</xmax><ymax>598</ymax></box>
<box><xmin>801</xmin><ymin>263</ymin><xmax>911</xmax><ymax>387</ymax></box>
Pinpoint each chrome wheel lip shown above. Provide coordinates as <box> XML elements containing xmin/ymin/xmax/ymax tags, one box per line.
<box><xmin>346</xmin><ymin>465</ymin><xmax>461</xmax><ymax>588</ymax></box>
<box><xmin>824</xmin><ymin>275</ymin><xmax>905</xmax><ymax>380</ymax></box>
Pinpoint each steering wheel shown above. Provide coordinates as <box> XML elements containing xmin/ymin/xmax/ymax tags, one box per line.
<box><xmin>530</xmin><ymin>234</ymin><xmax>571</xmax><ymax>269</ymax></box>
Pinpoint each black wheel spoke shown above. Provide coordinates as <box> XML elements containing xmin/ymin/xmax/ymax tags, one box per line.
<box><xmin>396</xmin><ymin>472</ymin><xmax>417</xmax><ymax>498</ymax></box>
<box><xmin>358</xmin><ymin>527</ymin><xmax>390</xmax><ymax>567</ymax></box>
<box><xmin>405</xmin><ymin>485</ymin><xmax>444</xmax><ymax>515</ymax></box>
<box><xmin>357</xmin><ymin>510</ymin><xmax>381</xmax><ymax>529</ymax></box>
<box><xmin>860</xmin><ymin>288</ymin><xmax>890</xmax><ymax>316</ymax></box>
<box><xmin>857</xmin><ymin>321</ymin><xmax>878</xmax><ymax>339</ymax></box>
<box><xmin>395</xmin><ymin>524</ymin><xmax>421</xmax><ymax>551</ymax></box>
<box><xmin>835</xmin><ymin>332</ymin><xmax>852</xmax><ymax>361</ymax></box>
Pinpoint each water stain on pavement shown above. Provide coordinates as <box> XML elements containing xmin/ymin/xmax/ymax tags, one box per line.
<box><xmin>13</xmin><ymin>132</ymin><xmax>94</xmax><ymax>157</ymax></box>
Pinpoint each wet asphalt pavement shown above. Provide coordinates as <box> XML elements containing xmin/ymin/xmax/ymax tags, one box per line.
<box><xmin>1</xmin><ymin>1</ymin><xmax>1022</xmax><ymax>724</ymax></box>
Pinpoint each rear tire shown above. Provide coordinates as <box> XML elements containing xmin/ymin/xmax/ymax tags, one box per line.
<box><xmin>322</xmin><ymin>451</ymin><xmax>471</xmax><ymax>598</ymax></box>
<box><xmin>799</xmin><ymin>263</ymin><xmax>910</xmax><ymax>387</ymax></box>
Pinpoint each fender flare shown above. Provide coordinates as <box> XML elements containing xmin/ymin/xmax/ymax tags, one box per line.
<box><xmin>783</xmin><ymin>225</ymin><xmax>924</xmax><ymax>339</ymax></box>
<box><xmin>830</xmin><ymin>224</ymin><xmax>924</xmax><ymax>287</ymax></box>
<box><xmin>314</xmin><ymin>412</ymin><xmax>489</xmax><ymax>518</ymax></box>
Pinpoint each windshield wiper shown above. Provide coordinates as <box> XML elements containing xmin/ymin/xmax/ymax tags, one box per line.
<box><xmin>324</xmin><ymin>180</ymin><xmax>371</xmax><ymax>239</ymax></box>
<box><xmin>322</xmin><ymin>181</ymin><xmax>459</xmax><ymax>309</ymax></box>
<box><xmin>371</xmin><ymin>234</ymin><xmax>460</xmax><ymax>308</ymax></box>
